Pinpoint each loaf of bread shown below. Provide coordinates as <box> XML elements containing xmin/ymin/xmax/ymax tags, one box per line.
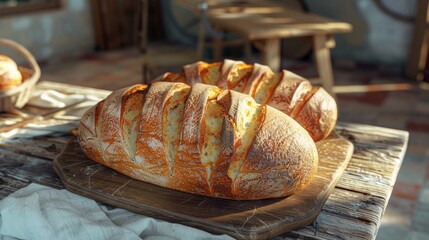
<box><xmin>78</xmin><ymin>82</ymin><xmax>318</xmax><ymax>200</ymax></box>
<box><xmin>155</xmin><ymin>60</ymin><xmax>337</xmax><ymax>141</ymax></box>
<box><xmin>0</xmin><ymin>55</ymin><xmax>22</xmax><ymax>90</ymax></box>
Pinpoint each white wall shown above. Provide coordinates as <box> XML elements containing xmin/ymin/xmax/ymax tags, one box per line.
<box><xmin>0</xmin><ymin>0</ymin><xmax>94</xmax><ymax>64</ymax></box>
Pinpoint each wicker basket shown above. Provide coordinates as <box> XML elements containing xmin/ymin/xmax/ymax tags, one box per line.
<box><xmin>0</xmin><ymin>38</ymin><xmax>41</xmax><ymax>112</ymax></box>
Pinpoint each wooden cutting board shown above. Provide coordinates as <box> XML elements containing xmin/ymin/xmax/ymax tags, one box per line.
<box><xmin>53</xmin><ymin>131</ymin><xmax>353</xmax><ymax>239</ymax></box>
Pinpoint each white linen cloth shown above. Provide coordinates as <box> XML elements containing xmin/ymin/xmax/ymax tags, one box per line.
<box><xmin>0</xmin><ymin>184</ymin><xmax>233</xmax><ymax>240</ymax></box>
<box><xmin>0</xmin><ymin>90</ymin><xmax>99</xmax><ymax>140</ymax></box>
<box><xmin>27</xmin><ymin>89</ymin><xmax>87</xmax><ymax>108</ymax></box>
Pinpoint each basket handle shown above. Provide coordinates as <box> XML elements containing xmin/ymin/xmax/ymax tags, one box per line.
<box><xmin>0</xmin><ymin>38</ymin><xmax>41</xmax><ymax>84</ymax></box>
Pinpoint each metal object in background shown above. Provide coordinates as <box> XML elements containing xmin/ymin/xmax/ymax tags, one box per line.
<box><xmin>373</xmin><ymin>0</ymin><xmax>417</xmax><ymax>23</ymax></box>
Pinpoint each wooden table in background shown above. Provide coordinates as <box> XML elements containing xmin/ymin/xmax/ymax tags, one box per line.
<box><xmin>0</xmin><ymin>82</ymin><xmax>408</xmax><ymax>239</ymax></box>
<box><xmin>201</xmin><ymin>0</ymin><xmax>352</xmax><ymax>96</ymax></box>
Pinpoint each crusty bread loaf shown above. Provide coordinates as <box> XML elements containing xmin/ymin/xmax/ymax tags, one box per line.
<box><xmin>0</xmin><ymin>55</ymin><xmax>22</xmax><ymax>90</ymax></box>
<box><xmin>78</xmin><ymin>82</ymin><xmax>318</xmax><ymax>200</ymax></box>
<box><xmin>155</xmin><ymin>60</ymin><xmax>337</xmax><ymax>141</ymax></box>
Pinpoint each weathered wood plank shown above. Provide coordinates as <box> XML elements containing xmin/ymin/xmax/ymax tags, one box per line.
<box><xmin>285</xmin><ymin>210</ymin><xmax>378</xmax><ymax>240</ymax></box>
<box><xmin>280</xmin><ymin>196</ymin><xmax>383</xmax><ymax>240</ymax></box>
<box><xmin>1</xmin><ymin>133</ymin><xmax>70</xmax><ymax>160</ymax></box>
<box><xmin>0</xmin><ymin>148</ymin><xmax>63</xmax><ymax>199</ymax></box>
<box><xmin>0</xmin><ymin>175</ymin><xmax>30</xmax><ymax>198</ymax></box>
<box><xmin>322</xmin><ymin>188</ymin><xmax>385</xmax><ymax>224</ymax></box>
<box><xmin>334</xmin><ymin>123</ymin><xmax>407</xmax><ymax>200</ymax></box>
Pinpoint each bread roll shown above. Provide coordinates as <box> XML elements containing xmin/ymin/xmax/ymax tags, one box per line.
<box><xmin>155</xmin><ymin>60</ymin><xmax>337</xmax><ymax>141</ymax></box>
<box><xmin>0</xmin><ymin>55</ymin><xmax>22</xmax><ymax>90</ymax></box>
<box><xmin>78</xmin><ymin>82</ymin><xmax>318</xmax><ymax>200</ymax></box>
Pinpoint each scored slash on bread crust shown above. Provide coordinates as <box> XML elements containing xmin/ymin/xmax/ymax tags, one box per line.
<box><xmin>169</xmin><ymin>84</ymin><xmax>222</xmax><ymax>195</ymax></box>
<box><xmin>155</xmin><ymin>60</ymin><xmax>337</xmax><ymax>141</ymax></box>
<box><xmin>78</xmin><ymin>82</ymin><xmax>318</xmax><ymax>200</ymax></box>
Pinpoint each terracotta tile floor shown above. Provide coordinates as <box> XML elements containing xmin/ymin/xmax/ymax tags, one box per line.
<box><xmin>40</xmin><ymin>48</ymin><xmax>429</xmax><ymax>240</ymax></box>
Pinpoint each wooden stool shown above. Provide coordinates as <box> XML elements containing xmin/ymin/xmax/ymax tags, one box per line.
<box><xmin>206</xmin><ymin>1</ymin><xmax>352</xmax><ymax>96</ymax></box>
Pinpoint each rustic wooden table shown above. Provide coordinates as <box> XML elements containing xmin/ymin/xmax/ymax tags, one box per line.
<box><xmin>0</xmin><ymin>82</ymin><xmax>409</xmax><ymax>239</ymax></box>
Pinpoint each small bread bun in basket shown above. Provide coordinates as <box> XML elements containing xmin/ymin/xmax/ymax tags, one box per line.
<box><xmin>0</xmin><ymin>55</ymin><xmax>23</xmax><ymax>90</ymax></box>
<box><xmin>0</xmin><ymin>38</ymin><xmax>40</xmax><ymax>112</ymax></box>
